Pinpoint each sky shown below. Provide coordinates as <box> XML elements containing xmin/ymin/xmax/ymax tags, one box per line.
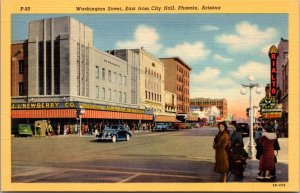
<box><xmin>12</xmin><ymin>14</ymin><xmax>288</xmax><ymax>119</ymax></box>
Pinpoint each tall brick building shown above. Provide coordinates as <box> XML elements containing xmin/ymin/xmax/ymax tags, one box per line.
<box><xmin>11</xmin><ymin>41</ymin><xmax>28</xmax><ymax>97</ymax></box>
<box><xmin>160</xmin><ymin>57</ymin><xmax>191</xmax><ymax>114</ymax></box>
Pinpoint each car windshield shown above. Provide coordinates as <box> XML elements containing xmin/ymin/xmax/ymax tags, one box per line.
<box><xmin>111</xmin><ymin>125</ymin><xmax>119</xmax><ymax>130</ymax></box>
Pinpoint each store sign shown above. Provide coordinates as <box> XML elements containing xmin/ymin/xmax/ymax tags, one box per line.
<box><xmin>268</xmin><ymin>45</ymin><xmax>279</xmax><ymax>96</ymax></box>
<box><xmin>11</xmin><ymin>102</ymin><xmax>77</xmax><ymax>109</ymax></box>
<box><xmin>259</xmin><ymin>97</ymin><xmax>276</xmax><ymax>111</ymax></box>
<box><xmin>12</xmin><ymin>101</ymin><xmax>145</xmax><ymax>114</ymax></box>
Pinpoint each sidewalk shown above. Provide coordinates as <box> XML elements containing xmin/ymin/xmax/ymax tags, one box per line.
<box><xmin>228</xmin><ymin>138</ymin><xmax>288</xmax><ymax>182</ymax></box>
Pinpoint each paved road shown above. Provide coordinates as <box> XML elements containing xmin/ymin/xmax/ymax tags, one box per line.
<box><xmin>11</xmin><ymin>126</ymin><xmax>288</xmax><ymax>183</ymax></box>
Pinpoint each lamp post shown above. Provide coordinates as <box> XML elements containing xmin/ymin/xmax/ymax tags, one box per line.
<box><xmin>240</xmin><ymin>75</ymin><xmax>262</xmax><ymax>159</ymax></box>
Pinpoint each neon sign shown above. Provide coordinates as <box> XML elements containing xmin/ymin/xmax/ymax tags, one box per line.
<box><xmin>268</xmin><ymin>45</ymin><xmax>279</xmax><ymax>96</ymax></box>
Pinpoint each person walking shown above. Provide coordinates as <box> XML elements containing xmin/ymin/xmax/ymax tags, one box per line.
<box><xmin>36</xmin><ymin>123</ymin><xmax>41</xmax><ymax>138</ymax></box>
<box><xmin>213</xmin><ymin>121</ymin><xmax>230</xmax><ymax>182</ymax></box>
<box><xmin>256</xmin><ymin>125</ymin><xmax>277</xmax><ymax>180</ymax></box>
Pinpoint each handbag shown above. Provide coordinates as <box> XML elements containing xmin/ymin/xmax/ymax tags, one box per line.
<box><xmin>274</xmin><ymin>138</ymin><xmax>280</xmax><ymax>150</ymax></box>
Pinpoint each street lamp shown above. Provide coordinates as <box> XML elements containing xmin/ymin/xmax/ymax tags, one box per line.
<box><xmin>240</xmin><ymin>75</ymin><xmax>261</xmax><ymax>159</ymax></box>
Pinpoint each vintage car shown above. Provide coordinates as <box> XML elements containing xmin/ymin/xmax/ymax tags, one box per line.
<box><xmin>15</xmin><ymin>124</ymin><xmax>33</xmax><ymax>137</ymax></box>
<box><xmin>96</xmin><ymin>125</ymin><xmax>132</xmax><ymax>143</ymax></box>
<box><xmin>153</xmin><ymin>123</ymin><xmax>174</xmax><ymax>131</ymax></box>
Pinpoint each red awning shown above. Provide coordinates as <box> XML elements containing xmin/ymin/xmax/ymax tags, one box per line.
<box><xmin>11</xmin><ymin>109</ymin><xmax>153</xmax><ymax>120</ymax></box>
<box><xmin>155</xmin><ymin>115</ymin><xmax>177</xmax><ymax>122</ymax></box>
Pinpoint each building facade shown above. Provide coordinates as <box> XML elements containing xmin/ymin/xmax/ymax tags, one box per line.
<box><xmin>11</xmin><ymin>16</ymin><xmax>153</xmax><ymax>129</ymax></box>
<box><xmin>190</xmin><ymin>98</ymin><xmax>228</xmax><ymax>119</ymax></box>
<box><xmin>160</xmin><ymin>57</ymin><xmax>191</xmax><ymax>114</ymax></box>
<box><xmin>109</xmin><ymin>49</ymin><xmax>177</xmax><ymax>122</ymax></box>
<box><xmin>277</xmin><ymin>38</ymin><xmax>288</xmax><ymax>137</ymax></box>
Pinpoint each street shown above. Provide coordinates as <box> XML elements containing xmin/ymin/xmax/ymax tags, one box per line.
<box><xmin>11</xmin><ymin>126</ymin><xmax>288</xmax><ymax>183</ymax></box>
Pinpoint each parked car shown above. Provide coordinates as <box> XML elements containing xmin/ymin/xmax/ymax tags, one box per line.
<box><xmin>96</xmin><ymin>125</ymin><xmax>132</xmax><ymax>143</ymax></box>
<box><xmin>153</xmin><ymin>123</ymin><xmax>168</xmax><ymax>131</ymax></box>
<box><xmin>237</xmin><ymin>123</ymin><xmax>250</xmax><ymax>138</ymax></box>
<box><xmin>15</xmin><ymin>124</ymin><xmax>33</xmax><ymax>137</ymax></box>
<box><xmin>173</xmin><ymin>122</ymin><xmax>187</xmax><ymax>130</ymax></box>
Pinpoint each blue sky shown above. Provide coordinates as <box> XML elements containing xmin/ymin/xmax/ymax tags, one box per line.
<box><xmin>12</xmin><ymin>14</ymin><xmax>288</xmax><ymax>118</ymax></box>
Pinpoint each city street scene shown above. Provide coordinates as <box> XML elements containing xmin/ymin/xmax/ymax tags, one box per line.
<box><xmin>10</xmin><ymin>14</ymin><xmax>288</xmax><ymax>183</ymax></box>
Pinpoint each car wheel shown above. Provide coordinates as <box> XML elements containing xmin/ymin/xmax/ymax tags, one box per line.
<box><xmin>112</xmin><ymin>135</ymin><xmax>117</xmax><ymax>143</ymax></box>
<box><xmin>126</xmin><ymin>134</ymin><xmax>130</xmax><ymax>141</ymax></box>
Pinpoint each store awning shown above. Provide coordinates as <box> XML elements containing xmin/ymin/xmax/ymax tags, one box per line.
<box><xmin>155</xmin><ymin>115</ymin><xmax>177</xmax><ymax>122</ymax></box>
<box><xmin>11</xmin><ymin>109</ymin><xmax>153</xmax><ymax>120</ymax></box>
<box><xmin>186</xmin><ymin>115</ymin><xmax>199</xmax><ymax>121</ymax></box>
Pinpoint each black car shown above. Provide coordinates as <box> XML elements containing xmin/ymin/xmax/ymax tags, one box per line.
<box><xmin>96</xmin><ymin>125</ymin><xmax>132</xmax><ymax>143</ymax></box>
<box><xmin>237</xmin><ymin>123</ymin><xmax>250</xmax><ymax>138</ymax></box>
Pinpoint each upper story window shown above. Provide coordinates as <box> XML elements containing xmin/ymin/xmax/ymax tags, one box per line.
<box><xmin>19</xmin><ymin>60</ymin><xmax>24</xmax><ymax>74</ymax></box>
<box><xmin>102</xmin><ymin>68</ymin><xmax>105</xmax><ymax>79</ymax></box>
<box><xmin>124</xmin><ymin>76</ymin><xmax>127</xmax><ymax>86</ymax></box>
<box><xmin>108</xmin><ymin>70</ymin><xmax>111</xmax><ymax>82</ymax></box>
<box><xmin>96</xmin><ymin>66</ymin><xmax>99</xmax><ymax>79</ymax></box>
<box><xmin>114</xmin><ymin>72</ymin><xmax>117</xmax><ymax>83</ymax></box>
<box><xmin>19</xmin><ymin>82</ymin><xmax>24</xmax><ymax>96</ymax></box>
<box><xmin>119</xmin><ymin>74</ymin><xmax>122</xmax><ymax>85</ymax></box>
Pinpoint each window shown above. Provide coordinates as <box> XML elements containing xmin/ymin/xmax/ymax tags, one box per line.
<box><xmin>114</xmin><ymin>72</ymin><xmax>117</xmax><ymax>83</ymax></box>
<box><xmin>19</xmin><ymin>60</ymin><xmax>24</xmax><ymax>74</ymax></box>
<box><xmin>18</xmin><ymin>82</ymin><xmax>24</xmax><ymax>95</ymax></box>
<box><xmin>96</xmin><ymin>66</ymin><xmax>99</xmax><ymax>79</ymax></box>
<box><xmin>102</xmin><ymin>68</ymin><xmax>105</xmax><ymax>79</ymax></box>
<box><xmin>152</xmin><ymin>62</ymin><xmax>155</xmax><ymax>67</ymax></box>
<box><xmin>102</xmin><ymin>87</ymin><xmax>105</xmax><ymax>100</ymax></box>
<box><xmin>124</xmin><ymin>92</ymin><xmax>126</xmax><ymax>103</ymax></box>
<box><xmin>119</xmin><ymin>91</ymin><xmax>122</xmax><ymax>102</ymax></box>
<box><xmin>108</xmin><ymin>70</ymin><xmax>111</xmax><ymax>81</ymax></box>
<box><xmin>119</xmin><ymin>74</ymin><xmax>122</xmax><ymax>85</ymax></box>
<box><xmin>114</xmin><ymin>90</ymin><xmax>117</xmax><ymax>101</ymax></box>
<box><xmin>124</xmin><ymin>76</ymin><xmax>127</xmax><ymax>86</ymax></box>
<box><xmin>109</xmin><ymin>89</ymin><xmax>112</xmax><ymax>101</ymax></box>
<box><xmin>145</xmin><ymin>91</ymin><xmax>147</xmax><ymax>99</ymax></box>
<box><xmin>96</xmin><ymin>86</ymin><xmax>99</xmax><ymax>98</ymax></box>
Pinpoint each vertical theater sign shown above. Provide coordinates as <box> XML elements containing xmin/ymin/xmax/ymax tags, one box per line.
<box><xmin>259</xmin><ymin>45</ymin><xmax>282</xmax><ymax>119</ymax></box>
<box><xmin>269</xmin><ymin>45</ymin><xmax>279</xmax><ymax>96</ymax></box>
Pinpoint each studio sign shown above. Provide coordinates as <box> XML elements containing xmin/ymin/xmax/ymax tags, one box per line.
<box><xmin>269</xmin><ymin>45</ymin><xmax>279</xmax><ymax>97</ymax></box>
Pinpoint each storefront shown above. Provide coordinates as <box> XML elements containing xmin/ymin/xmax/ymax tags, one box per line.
<box><xmin>11</xmin><ymin>101</ymin><xmax>153</xmax><ymax>135</ymax></box>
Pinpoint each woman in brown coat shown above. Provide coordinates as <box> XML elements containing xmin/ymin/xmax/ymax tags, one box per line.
<box><xmin>213</xmin><ymin>121</ymin><xmax>230</xmax><ymax>182</ymax></box>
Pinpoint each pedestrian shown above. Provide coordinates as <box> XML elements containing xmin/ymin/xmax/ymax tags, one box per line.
<box><xmin>213</xmin><ymin>121</ymin><xmax>230</xmax><ymax>182</ymax></box>
<box><xmin>256</xmin><ymin>124</ymin><xmax>277</xmax><ymax>180</ymax></box>
<box><xmin>47</xmin><ymin>121</ymin><xmax>53</xmax><ymax>136</ymax></box>
<box><xmin>36</xmin><ymin>123</ymin><xmax>41</xmax><ymax>138</ymax></box>
<box><xmin>228</xmin><ymin>121</ymin><xmax>248</xmax><ymax>180</ymax></box>
<box><xmin>57</xmin><ymin>123</ymin><xmax>61</xmax><ymax>135</ymax></box>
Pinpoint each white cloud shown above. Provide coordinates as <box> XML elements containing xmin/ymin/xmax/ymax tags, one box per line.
<box><xmin>201</xmin><ymin>25</ymin><xmax>219</xmax><ymax>31</ymax></box>
<box><xmin>191</xmin><ymin>67</ymin><xmax>236</xmax><ymax>87</ymax></box>
<box><xmin>230</xmin><ymin>61</ymin><xmax>270</xmax><ymax>80</ymax></box>
<box><xmin>215</xmin><ymin>21</ymin><xmax>277</xmax><ymax>51</ymax></box>
<box><xmin>164</xmin><ymin>42</ymin><xmax>210</xmax><ymax>63</ymax></box>
<box><xmin>189</xmin><ymin>65</ymin><xmax>266</xmax><ymax>118</ymax></box>
<box><xmin>116</xmin><ymin>25</ymin><xmax>162</xmax><ymax>53</ymax></box>
<box><xmin>214</xmin><ymin>54</ymin><xmax>233</xmax><ymax>63</ymax></box>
